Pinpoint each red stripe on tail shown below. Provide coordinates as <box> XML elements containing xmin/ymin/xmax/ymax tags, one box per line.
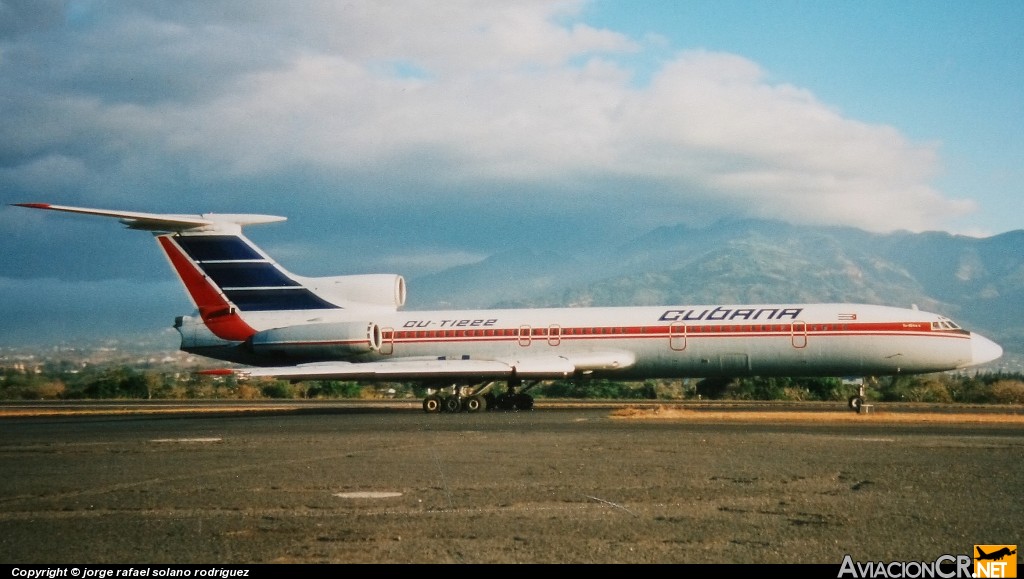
<box><xmin>157</xmin><ymin>235</ymin><xmax>256</xmax><ymax>342</ymax></box>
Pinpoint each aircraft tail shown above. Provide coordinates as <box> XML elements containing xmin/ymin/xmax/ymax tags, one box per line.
<box><xmin>14</xmin><ymin>203</ymin><xmax>406</xmax><ymax>345</ymax></box>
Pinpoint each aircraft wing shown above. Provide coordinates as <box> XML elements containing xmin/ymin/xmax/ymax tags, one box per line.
<box><xmin>202</xmin><ymin>350</ymin><xmax>636</xmax><ymax>381</ymax></box>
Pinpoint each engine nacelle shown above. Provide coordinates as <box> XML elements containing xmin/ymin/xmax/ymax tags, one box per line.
<box><xmin>299</xmin><ymin>274</ymin><xmax>406</xmax><ymax>309</ymax></box>
<box><xmin>248</xmin><ymin>321</ymin><xmax>382</xmax><ymax>359</ymax></box>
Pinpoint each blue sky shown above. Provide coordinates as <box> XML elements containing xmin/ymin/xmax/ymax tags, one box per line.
<box><xmin>1</xmin><ymin>1</ymin><xmax>1022</xmax><ymax>346</ymax></box>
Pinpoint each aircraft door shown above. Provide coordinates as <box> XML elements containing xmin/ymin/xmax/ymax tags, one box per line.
<box><xmin>518</xmin><ymin>325</ymin><xmax>532</xmax><ymax>347</ymax></box>
<box><xmin>548</xmin><ymin>325</ymin><xmax>562</xmax><ymax>346</ymax></box>
<box><xmin>791</xmin><ymin>321</ymin><xmax>807</xmax><ymax>349</ymax></box>
<box><xmin>669</xmin><ymin>322</ymin><xmax>687</xmax><ymax>351</ymax></box>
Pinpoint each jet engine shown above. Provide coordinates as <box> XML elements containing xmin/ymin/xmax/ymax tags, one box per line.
<box><xmin>299</xmin><ymin>274</ymin><xmax>406</xmax><ymax>309</ymax></box>
<box><xmin>248</xmin><ymin>321</ymin><xmax>382</xmax><ymax>359</ymax></box>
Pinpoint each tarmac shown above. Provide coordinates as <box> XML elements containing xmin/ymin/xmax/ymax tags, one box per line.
<box><xmin>0</xmin><ymin>400</ymin><xmax>1021</xmax><ymax>564</ymax></box>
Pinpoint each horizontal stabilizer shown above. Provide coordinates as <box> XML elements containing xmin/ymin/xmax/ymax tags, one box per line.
<box><xmin>14</xmin><ymin>203</ymin><xmax>285</xmax><ymax>232</ymax></box>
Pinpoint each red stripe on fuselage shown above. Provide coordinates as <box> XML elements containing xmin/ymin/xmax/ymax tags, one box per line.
<box><xmin>157</xmin><ymin>235</ymin><xmax>256</xmax><ymax>342</ymax></box>
<box><xmin>381</xmin><ymin>323</ymin><xmax>968</xmax><ymax>346</ymax></box>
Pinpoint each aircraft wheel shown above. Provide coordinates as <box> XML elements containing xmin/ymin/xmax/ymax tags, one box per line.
<box><xmin>464</xmin><ymin>395</ymin><xmax>486</xmax><ymax>413</ymax></box>
<box><xmin>423</xmin><ymin>395</ymin><xmax>442</xmax><ymax>413</ymax></box>
<box><xmin>515</xmin><ymin>393</ymin><xmax>534</xmax><ymax>411</ymax></box>
<box><xmin>495</xmin><ymin>393</ymin><xmax>516</xmax><ymax>411</ymax></box>
<box><xmin>443</xmin><ymin>396</ymin><xmax>463</xmax><ymax>413</ymax></box>
<box><xmin>848</xmin><ymin>395</ymin><xmax>864</xmax><ymax>412</ymax></box>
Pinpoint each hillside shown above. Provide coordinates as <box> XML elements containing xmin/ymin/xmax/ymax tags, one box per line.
<box><xmin>407</xmin><ymin>219</ymin><xmax>1024</xmax><ymax>365</ymax></box>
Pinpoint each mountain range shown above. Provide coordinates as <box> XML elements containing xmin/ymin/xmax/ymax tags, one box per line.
<box><xmin>406</xmin><ymin>219</ymin><xmax>1024</xmax><ymax>367</ymax></box>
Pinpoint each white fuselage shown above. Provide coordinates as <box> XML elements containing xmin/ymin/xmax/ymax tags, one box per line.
<box><xmin>185</xmin><ymin>302</ymin><xmax>999</xmax><ymax>379</ymax></box>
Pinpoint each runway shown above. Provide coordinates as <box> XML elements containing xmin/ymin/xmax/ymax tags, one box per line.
<box><xmin>0</xmin><ymin>401</ymin><xmax>1021</xmax><ymax>564</ymax></box>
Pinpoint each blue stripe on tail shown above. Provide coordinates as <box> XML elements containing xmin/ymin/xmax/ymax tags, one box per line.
<box><xmin>175</xmin><ymin>235</ymin><xmax>341</xmax><ymax>311</ymax></box>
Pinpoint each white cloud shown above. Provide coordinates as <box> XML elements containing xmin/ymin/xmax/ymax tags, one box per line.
<box><xmin>0</xmin><ymin>1</ymin><xmax>977</xmax><ymax>235</ymax></box>
<box><xmin>2</xmin><ymin>154</ymin><xmax>90</xmax><ymax>192</ymax></box>
<box><xmin>377</xmin><ymin>248</ymin><xmax>487</xmax><ymax>276</ymax></box>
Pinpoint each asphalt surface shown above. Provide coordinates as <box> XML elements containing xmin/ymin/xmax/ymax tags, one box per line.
<box><xmin>0</xmin><ymin>401</ymin><xmax>1021</xmax><ymax>564</ymax></box>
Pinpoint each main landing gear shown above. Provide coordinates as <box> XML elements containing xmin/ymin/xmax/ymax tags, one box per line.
<box><xmin>421</xmin><ymin>378</ymin><xmax>539</xmax><ymax>413</ymax></box>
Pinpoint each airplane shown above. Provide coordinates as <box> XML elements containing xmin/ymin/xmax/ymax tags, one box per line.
<box><xmin>15</xmin><ymin>202</ymin><xmax>1004</xmax><ymax>413</ymax></box>
<box><xmin>976</xmin><ymin>547</ymin><xmax>1016</xmax><ymax>561</ymax></box>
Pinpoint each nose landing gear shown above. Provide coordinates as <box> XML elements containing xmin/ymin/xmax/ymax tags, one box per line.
<box><xmin>847</xmin><ymin>377</ymin><xmax>877</xmax><ymax>413</ymax></box>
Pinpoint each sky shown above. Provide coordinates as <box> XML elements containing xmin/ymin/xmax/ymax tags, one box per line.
<box><xmin>1</xmin><ymin>0</ymin><xmax>1022</xmax><ymax>347</ymax></box>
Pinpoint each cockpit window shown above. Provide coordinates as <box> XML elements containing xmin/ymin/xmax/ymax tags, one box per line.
<box><xmin>933</xmin><ymin>318</ymin><xmax>962</xmax><ymax>331</ymax></box>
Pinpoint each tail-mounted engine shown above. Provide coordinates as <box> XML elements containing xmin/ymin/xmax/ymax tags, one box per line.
<box><xmin>300</xmin><ymin>274</ymin><xmax>407</xmax><ymax>309</ymax></box>
<box><xmin>248</xmin><ymin>321</ymin><xmax>382</xmax><ymax>359</ymax></box>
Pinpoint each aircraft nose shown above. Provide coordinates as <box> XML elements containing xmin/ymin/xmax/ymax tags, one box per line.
<box><xmin>970</xmin><ymin>333</ymin><xmax>1003</xmax><ymax>366</ymax></box>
